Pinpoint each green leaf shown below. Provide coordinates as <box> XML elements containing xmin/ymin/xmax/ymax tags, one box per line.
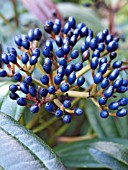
<box><xmin>0</xmin><ymin>112</ymin><xmax>65</xmax><ymax>170</ymax></box>
<box><xmin>57</xmin><ymin>3</ymin><xmax>103</xmax><ymax>33</ymax></box>
<box><xmin>54</xmin><ymin>138</ymin><xmax>128</xmax><ymax>168</ymax></box>
<box><xmin>0</xmin><ymin>81</ymin><xmax>25</xmax><ymax>121</ymax></box>
<box><xmin>89</xmin><ymin>141</ymin><xmax>128</xmax><ymax>170</ymax></box>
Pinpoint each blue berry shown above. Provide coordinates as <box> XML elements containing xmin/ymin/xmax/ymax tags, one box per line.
<box><xmin>28</xmin><ymin>29</ymin><xmax>34</xmax><ymax>41</ymax></box>
<box><xmin>88</xmin><ymin>29</ymin><xmax>93</xmax><ymax>37</ymax></box>
<box><xmin>30</xmin><ymin>56</ymin><xmax>38</xmax><ymax>65</ymax></box>
<box><xmin>74</xmin><ymin>62</ymin><xmax>83</xmax><ymax>71</ymax></box>
<box><xmin>98</xmin><ymin>63</ymin><xmax>108</xmax><ymax>74</ymax></box>
<box><xmin>68</xmin><ymin>72</ymin><xmax>76</xmax><ymax>85</ymax></box>
<box><xmin>44</xmin><ymin>58</ymin><xmax>52</xmax><ymax>65</ymax></box>
<box><xmin>22</xmin><ymin>39</ymin><xmax>30</xmax><ymax>50</ymax></box>
<box><xmin>98</xmin><ymin>97</ymin><xmax>107</xmax><ymax>105</ymax></box>
<box><xmin>39</xmin><ymin>88</ymin><xmax>48</xmax><ymax>97</ymax></box>
<box><xmin>103</xmin><ymin>28</ymin><xmax>108</xmax><ymax>36</ymax></box>
<box><xmin>96</xmin><ymin>32</ymin><xmax>105</xmax><ymax>43</ymax></box>
<box><xmin>94</xmin><ymin>72</ymin><xmax>103</xmax><ymax>84</ymax></box>
<box><xmin>110</xmin><ymin>52</ymin><xmax>117</xmax><ymax>60</ymax></box>
<box><xmin>58</xmin><ymin>58</ymin><xmax>67</xmax><ymax>68</ymax></box>
<box><xmin>22</xmin><ymin>53</ymin><xmax>29</xmax><ymax>64</ymax></box>
<box><xmin>9</xmin><ymin>84</ymin><xmax>18</xmax><ymax>92</ymax></box>
<box><xmin>73</xmin><ymin>28</ymin><xmax>80</xmax><ymax>38</ymax></box>
<box><xmin>77</xmin><ymin>76</ymin><xmax>85</xmax><ymax>86</ymax></box>
<box><xmin>101</xmin><ymin>78</ymin><xmax>109</xmax><ymax>89</ymax></box>
<box><xmin>53</xmin><ymin>24</ymin><xmax>60</xmax><ymax>35</ymax></box>
<box><xmin>32</xmin><ymin>48</ymin><xmax>40</xmax><ymax>57</ymax></box>
<box><xmin>80</xmin><ymin>26</ymin><xmax>88</xmax><ymax>37</ymax></box>
<box><xmin>63</xmin><ymin>22</ymin><xmax>71</xmax><ymax>34</ymax></box>
<box><xmin>116</xmin><ymin>108</ymin><xmax>127</xmax><ymax>117</ymax></box>
<box><xmin>17</xmin><ymin>97</ymin><xmax>27</xmax><ymax>106</ymax></box>
<box><xmin>63</xmin><ymin>115</ymin><xmax>71</xmax><ymax>123</ymax></box>
<box><xmin>14</xmin><ymin>35</ymin><xmax>22</xmax><ymax>46</ymax></box>
<box><xmin>116</xmin><ymin>86</ymin><xmax>127</xmax><ymax>93</ymax></box>
<box><xmin>122</xmin><ymin>80</ymin><xmax>128</xmax><ymax>86</ymax></box>
<box><xmin>24</xmin><ymin>76</ymin><xmax>32</xmax><ymax>84</ymax></box>
<box><xmin>77</xmin><ymin>23</ymin><xmax>85</xmax><ymax>30</ymax></box>
<box><xmin>85</xmin><ymin>36</ymin><xmax>92</xmax><ymax>48</ymax></box>
<box><xmin>7</xmin><ymin>47</ymin><xmax>17</xmax><ymax>56</ymax></box>
<box><xmin>107</xmin><ymin>40</ymin><xmax>118</xmax><ymax>52</ymax></box>
<box><xmin>45</xmin><ymin>102</ymin><xmax>54</xmax><ymax>112</ymax></box>
<box><xmin>70</xmin><ymin>50</ymin><xmax>79</xmax><ymax>59</ymax></box>
<box><xmin>113</xmin><ymin>79</ymin><xmax>123</xmax><ymax>88</ymax></box>
<box><xmin>74</xmin><ymin>108</ymin><xmax>83</xmax><ymax>116</ymax></box>
<box><xmin>105</xmin><ymin>34</ymin><xmax>113</xmax><ymax>44</ymax></box>
<box><xmin>45</xmin><ymin>40</ymin><xmax>53</xmax><ymax>51</ymax></box>
<box><xmin>14</xmin><ymin>72</ymin><xmax>22</xmax><ymax>81</ymax></box>
<box><xmin>82</xmin><ymin>50</ymin><xmax>90</xmax><ymax>62</ymax></box>
<box><xmin>109</xmin><ymin>69</ymin><xmax>119</xmax><ymax>81</ymax></box>
<box><xmin>34</xmin><ymin>28</ymin><xmax>42</xmax><ymax>41</ymax></box>
<box><xmin>43</xmin><ymin>63</ymin><xmax>51</xmax><ymax>74</ymax></box>
<box><xmin>92</xmin><ymin>49</ymin><xmax>100</xmax><ymax>58</ymax></box>
<box><xmin>70</xmin><ymin>35</ymin><xmax>77</xmax><ymax>46</ymax></box>
<box><xmin>20</xmin><ymin>82</ymin><xmax>29</xmax><ymax>94</ymax></box>
<box><xmin>55</xmin><ymin>109</ymin><xmax>63</xmax><ymax>117</ymax></box>
<box><xmin>44</xmin><ymin>20</ymin><xmax>53</xmax><ymax>34</ymax></box>
<box><xmin>65</xmin><ymin>64</ymin><xmax>74</xmax><ymax>76</ymax></box>
<box><xmin>0</xmin><ymin>69</ymin><xmax>7</xmax><ymax>77</ymax></box>
<box><xmin>57</xmin><ymin>66</ymin><xmax>65</xmax><ymax>77</ymax></box>
<box><xmin>1</xmin><ymin>53</ymin><xmax>9</xmax><ymax>64</ymax></box>
<box><xmin>100</xmin><ymin>110</ymin><xmax>109</xmax><ymax>118</ymax></box>
<box><xmin>48</xmin><ymin>86</ymin><xmax>56</xmax><ymax>94</ymax></box>
<box><xmin>104</xmin><ymin>86</ymin><xmax>114</xmax><ymax>98</ymax></box>
<box><xmin>54</xmin><ymin>74</ymin><xmax>62</xmax><ymax>85</ymax></box>
<box><xmin>113</xmin><ymin>60</ymin><xmax>122</xmax><ymax>69</ymax></box>
<box><xmin>60</xmin><ymin>83</ymin><xmax>69</xmax><ymax>92</ymax></box>
<box><xmin>29</xmin><ymin>86</ymin><xmax>37</xmax><ymax>97</ymax></box>
<box><xmin>63</xmin><ymin>37</ymin><xmax>70</xmax><ymax>45</ymax></box>
<box><xmin>97</xmin><ymin>43</ymin><xmax>105</xmax><ymax>52</ymax></box>
<box><xmin>40</xmin><ymin>75</ymin><xmax>49</xmax><ymax>85</ymax></box>
<box><xmin>99</xmin><ymin>57</ymin><xmax>107</xmax><ymax>66</ymax></box>
<box><xmin>42</xmin><ymin>47</ymin><xmax>51</xmax><ymax>58</ymax></box>
<box><xmin>30</xmin><ymin>105</ymin><xmax>39</xmax><ymax>113</ymax></box>
<box><xmin>63</xmin><ymin>44</ymin><xmax>70</xmax><ymax>55</ymax></box>
<box><xmin>56</xmin><ymin>48</ymin><xmax>64</xmax><ymax>58</ymax></box>
<box><xmin>55</xmin><ymin>19</ymin><xmax>61</xmax><ymax>27</ymax></box>
<box><xmin>68</xmin><ymin>16</ymin><xmax>76</xmax><ymax>28</ymax></box>
<box><xmin>9</xmin><ymin>92</ymin><xmax>19</xmax><ymax>100</ymax></box>
<box><xmin>55</xmin><ymin>36</ymin><xmax>63</xmax><ymax>47</ymax></box>
<box><xmin>90</xmin><ymin>57</ymin><xmax>98</xmax><ymax>70</ymax></box>
<box><xmin>108</xmin><ymin>101</ymin><xmax>120</xmax><ymax>110</ymax></box>
<box><xmin>118</xmin><ymin>98</ymin><xmax>128</xmax><ymax>106</ymax></box>
<box><xmin>8</xmin><ymin>53</ymin><xmax>17</xmax><ymax>64</ymax></box>
<box><xmin>63</xmin><ymin>100</ymin><xmax>71</xmax><ymax>108</ymax></box>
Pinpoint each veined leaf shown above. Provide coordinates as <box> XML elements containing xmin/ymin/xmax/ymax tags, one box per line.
<box><xmin>0</xmin><ymin>81</ymin><xmax>25</xmax><ymax>121</ymax></box>
<box><xmin>0</xmin><ymin>112</ymin><xmax>65</xmax><ymax>170</ymax></box>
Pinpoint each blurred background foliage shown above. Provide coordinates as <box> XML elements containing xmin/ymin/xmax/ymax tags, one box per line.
<box><xmin>0</xmin><ymin>0</ymin><xmax>128</xmax><ymax>169</ymax></box>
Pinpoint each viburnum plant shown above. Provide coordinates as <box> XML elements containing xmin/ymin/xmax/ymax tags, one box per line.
<box><xmin>0</xmin><ymin>16</ymin><xmax>128</xmax><ymax>124</ymax></box>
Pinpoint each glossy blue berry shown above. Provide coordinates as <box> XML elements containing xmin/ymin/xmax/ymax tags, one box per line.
<box><xmin>63</xmin><ymin>100</ymin><xmax>71</xmax><ymax>108</ymax></box>
<box><xmin>68</xmin><ymin>16</ymin><xmax>76</xmax><ymax>28</ymax></box>
<box><xmin>110</xmin><ymin>52</ymin><xmax>117</xmax><ymax>60</ymax></box>
<box><xmin>39</xmin><ymin>88</ymin><xmax>48</xmax><ymax>97</ymax></box>
<box><xmin>122</xmin><ymin>80</ymin><xmax>128</xmax><ymax>86</ymax></box>
<box><xmin>97</xmin><ymin>43</ymin><xmax>105</xmax><ymax>52</ymax></box>
<box><xmin>55</xmin><ymin>109</ymin><xmax>63</xmax><ymax>117</ymax></box>
<box><xmin>70</xmin><ymin>50</ymin><xmax>79</xmax><ymax>59</ymax></box>
<box><xmin>104</xmin><ymin>86</ymin><xmax>114</xmax><ymax>98</ymax></box>
<box><xmin>9</xmin><ymin>92</ymin><xmax>19</xmax><ymax>100</ymax></box>
<box><xmin>73</xmin><ymin>29</ymin><xmax>80</xmax><ymax>38</ymax></box>
<box><xmin>30</xmin><ymin>105</ymin><xmax>39</xmax><ymax>113</ymax></box>
<box><xmin>92</xmin><ymin>49</ymin><xmax>100</xmax><ymax>58</ymax></box>
<box><xmin>45</xmin><ymin>40</ymin><xmax>53</xmax><ymax>51</ymax></box>
<box><xmin>109</xmin><ymin>69</ymin><xmax>119</xmax><ymax>81</ymax></box>
<box><xmin>20</xmin><ymin>82</ymin><xmax>29</xmax><ymax>94</ymax></box>
<box><xmin>90</xmin><ymin>38</ymin><xmax>97</xmax><ymax>50</ymax></box>
<box><xmin>107</xmin><ymin>40</ymin><xmax>118</xmax><ymax>52</ymax></box>
<box><xmin>29</xmin><ymin>86</ymin><xmax>37</xmax><ymax>97</ymax></box>
<box><xmin>55</xmin><ymin>36</ymin><xmax>63</xmax><ymax>47</ymax></box>
<box><xmin>70</xmin><ymin>35</ymin><xmax>77</xmax><ymax>46</ymax></box>
<box><xmin>80</xmin><ymin>26</ymin><xmax>88</xmax><ymax>37</ymax></box>
<box><xmin>74</xmin><ymin>108</ymin><xmax>83</xmax><ymax>116</ymax></box>
<box><xmin>88</xmin><ymin>29</ymin><xmax>93</xmax><ymax>37</ymax></box>
<box><xmin>77</xmin><ymin>76</ymin><xmax>85</xmax><ymax>86</ymax></box>
<box><xmin>1</xmin><ymin>53</ymin><xmax>9</xmax><ymax>64</ymax></box>
<box><xmin>65</xmin><ymin>64</ymin><xmax>74</xmax><ymax>76</ymax></box>
<box><xmin>98</xmin><ymin>97</ymin><xmax>107</xmax><ymax>105</ymax></box>
<box><xmin>14</xmin><ymin>72</ymin><xmax>22</xmax><ymax>81</ymax></box>
<box><xmin>60</xmin><ymin>83</ymin><xmax>69</xmax><ymax>92</ymax></box>
<box><xmin>29</xmin><ymin>56</ymin><xmax>38</xmax><ymax>65</ymax></box>
<box><xmin>103</xmin><ymin>28</ymin><xmax>108</xmax><ymax>36</ymax></box>
<box><xmin>55</xmin><ymin>19</ymin><xmax>61</xmax><ymax>27</ymax></box>
<box><xmin>63</xmin><ymin>37</ymin><xmax>70</xmax><ymax>45</ymax></box>
<box><xmin>113</xmin><ymin>79</ymin><xmax>123</xmax><ymax>88</ymax></box>
<box><xmin>58</xmin><ymin>58</ymin><xmax>67</xmax><ymax>68</ymax></box>
<box><xmin>77</xmin><ymin>23</ymin><xmax>85</xmax><ymax>30</ymax></box>
<box><xmin>44</xmin><ymin>20</ymin><xmax>53</xmax><ymax>34</ymax></box>
<box><xmin>7</xmin><ymin>47</ymin><xmax>17</xmax><ymax>56</ymax></box>
<box><xmin>63</xmin><ymin>22</ymin><xmax>71</xmax><ymax>34</ymax></box>
<box><xmin>99</xmin><ymin>57</ymin><xmax>107</xmax><ymax>66</ymax></box>
<box><xmin>90</xmin><ymin>57</ymin><xmax>98</xmax><ymax>70</ymax></box>
<box><xmin>100</xmin><ymin>110</ymin><xmax>109</xmax><ymax>118</ymax></box>
<box><xmin>34</xmin><ymin>28</ymin><xmax>42</xmax><ymax>41</ymax></box>
<box><xmin>113</xmin><ymin>60</ymin><xmax>122</xmax><ymax>69</ymax></box>
<box><xmin>105</xmin><ymin>34</ymin><xmax>113</xmax><ymax>44</ymax></box>
<box><xmin>82</xmin><ymin>50</ymin><xmax>90</xmax><ymax>62</ymax></box>
<box><xmin>14</xmin><ymin>35</ymin><xmax>22</xmax><ymax>46</ymax></box>
<box><xmin>45</xmin><ymin>102</ymin><xmax>54</xmax><ymax>112</ymax></box>
<box><xmin>22</xmin><ymin>53</ymin><xmax>29</xmax><ymax>64</ymax></box>
<box><xmin>43</xmin><ymin>63</ymin><xmax>51</xmax><ymax>74</ymax></box>
<box><xmin>101</xmin><ymin>78</ymin><xmax>109</xmax><ymax>89</ymax></box>
<box><xmin>42</xmin><ymin>47</ymin><xmax>51</xmax><ymax>58</ymax></box>
<box><xmin>63</xmin><ymin>44</ymin><xmax>70</xmax><ymax>55</ymax></box>
<box><xmin>74</xmin><ymin>62</ymin><xmax>83</xmax><ymax>71</ymax></box>
<box><xmin>56</xmin><ymin>48</ymin><xmax>64</xmax><ymax>58</ymax></box>
<box><xmin>28</xmin><ymin>29</ymin><xmax>34</xmax><ymax>41</ymax></box>
<box><xmin>116</xmin><ymin>86</ymin><xmax>127</xmax><ymax>93</ymax></box>
<box><xmin>96</xmin><ymin>32</ymin><xmax>105</xmax><ymax>43</ymax></box>
<box><xmin>108</xmin><ymin>102</ymin><xmax>120</xmax><ymax>110</ymax></box>
<box><xmin>17</xmin><ymin>97</ymin><xmax>27</xmax><ymax>106</ymax></box>
<box><xmin>85</xmin><ymin>36</ymin><xmax>92</xmax><ymax>48</ymax></box>
<box><xmin>24</xmin><ymin>76</ymin><xmax>32</xmax><ymax>84</ymax></box>
<box><xmin>53</xmin><ymin>24</ymin><xmax>60</xmax><ymax>35</ymax></box>
<box><xmin>9</xmin><ymin>84</ymin><xmax>18</xmax><ymax>92</ymax></box>
<box><xmin>68</xmin><ymin>72</ymin><xmax>76</xmax><ymax>85</ymax></box>
<box><xmin>94</xmin><ymin>72</ymin><xmax>103</xmax><ymax>84</ymax></box>
<box><xmin>116</xmin><ymin>108</ymin><xmax>127</xmax><ymax>117</ymax></box>
<box><xmin>57</xmin><ymin>66</ymin><xmax>65</xmax><ymax>77</ymax></box>
<box><xmin>22</xmin><ymin>39</ymin><xmax>30</xmax><ymax>50</ymax></box>
<box><xmin>118</xmin><ymin>98</ymin><xmax>128</xmax><ymax>106</ymax></box>
<box><xmin>0</xmin><ymin>69</ymin><xmax>7</xmax><ymax>77</ymax></box>
<box><xmin>98</xmin><ymin>63</ymin><xmax>108</xmax><ymax>74</ymax></box>
<box><xmin>32</xmin><ymin>48</ymin><xmax>40</xmax><ymax>57</ymax></box>
<box><xmin>54</xmin><ymin>74</ymin><xmax>62</xmax><ymax>85</ymax></box>
<box><xmin>44</xmin><ymin>58</ymin><xmax>52</xmax><ymax>65</ymax></box>
<box><xmin>48</xmin><ymin>86</ymin><xmax>56</xmax><ymax>94</ymax></box>
<box><xmin>63</xmin><ymin>115</ymin><xmax>71</xmax><ymax>123</ymax></box>
<box><xmin>40</xmin><ymin>75</ymin><xmax>49</xmax><ymax>85</ymax></box>
<box><xmin>8</xmin><ymin>53</ymin><xmax>17</xmax><ymax>64</ymax></box>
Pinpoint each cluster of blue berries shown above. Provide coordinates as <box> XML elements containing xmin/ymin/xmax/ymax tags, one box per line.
<box><xmin>0</xmin><ymin>16</ymin><xmax>127</xmax><ymax>123</ymax></box>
